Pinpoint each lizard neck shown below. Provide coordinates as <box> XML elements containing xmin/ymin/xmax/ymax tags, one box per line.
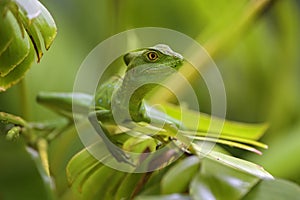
<box><xmin>113</xmin><ymin>74</ymin><xmax>156</xmax><ymax>122</ymax></box>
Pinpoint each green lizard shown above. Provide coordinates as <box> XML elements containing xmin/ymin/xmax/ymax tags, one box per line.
<box><xmin>88</xmin><ymin>44</ymin><xmax>185</xmax><ymax>164</ymax></box>
<box><xmin>34</xmin><ymin>44</ymin><xmax>267</xmax><ymax>165</ymax></box>
<box><xmin>32</xmin><ymin>44</ymin><xmax>185</xmax><ymax>165</ymax></box>
<box><xmin>1</xmin><ymin>44</ymin><xmax>268</xmax><ymax>168</ymax></box>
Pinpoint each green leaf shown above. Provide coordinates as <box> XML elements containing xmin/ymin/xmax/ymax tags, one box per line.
<box><xmin>161</xmin><ymin>156</ymin><xmax>200</xmax><ymax>194</ymax></box>
<box><xmin>14</xmin><ymin>0</ymin><xmax>41</xmax><ymax>19</ymax></box>
<box><xmin>13</xmin><ymin>0</ymin><xmax>57</xmax><ymax>49</ymax></box>
<box><xmin>0</xmin><ymin>10</ymin><xmax>30</xmax><ymax>77</ymax></box>
<box><xmin>0</xmin><ymin>8</ymin><xmax>14</xmax><ymax>56</ymax></box>
<box><xmin>80</xmin><ymin>165</ymin><xmax>124</xmax><ymax>200</ymax></box>
<box><xmin>103</xmin><ymin>172</ymin><xmax>128</xmax><ymax>200</ymax></box>
<box><xmin>0</xmin><ymin>0</ymin><xmax>57</xmax><ymax>90</ymax></box>
<box><xmin>243</xmin><ymin>179</ymin><xmax>300</xmax><ymax>200</ymax></box>
<box><xmin>138</xmin><ymin>167</ymin><xmax>172</xmax><ymax>196</ymax></box>
<box><xmin>135</xmin><ymin>194</ymin><xmax>191</xmax><ymax>200</ymax></box>
<box><xmin>205</xmin><ymin>151</ymin><xmax>273</xmax><ymax>180</ymax></box>
<box><xmin>66</xmin><ymin>147</ymin><xmax>102</xmax><ymax>185</ymax></box>
<box><xmin>31</xmin><ymin>1</ymin><xmax>57</xmax><ymax>50</ymax></box>
<box><xmin>115</xmin><ymin>173</ymin><xmax>145</xmax><ymax>200</ymax></box>
<box><xmin>36</xmin><ymin>92</ymin><xmax>93</xmax><ymax>118</ymax></box>
<box><xmin>66</xmin><ymin>141</ymin><xmax>129</xmax><ymax>196</ymax></box>
<box><xmin>123</xmin><ymin>135</ymin><xmax>157</xmax><ymax>153</ymax></box>
<box><xmin>17</xmin><ymin>6</ymin><xmax>43</xmax><ymax>61</ymax></box>
<box><xmin>188</xmin><ymin>135</ymin><xmax>264</xmax><ymax>155</ymax></box>
<box><xmin>183</xmin><ymin>130</ymin><xmax>268</xmax><ymax>149</ymax></box>
<box><xmin>0</xmin><ymin>39</ymin><xmax>34</xmax><ymax>91</ymax></box>
<box><xmin>190</xmin><ymin>156</ymin><xmax>260</xmax><ymax>200</ymax></box>
<box><xmin>163</xmin><ymin>103</ymin><xmax>268</xmax><ymax>140</ymax></box>
<box><xmin>15</xmin><ymin>0</ymin><xmax>57</xmax><ymax>61</ymax></box>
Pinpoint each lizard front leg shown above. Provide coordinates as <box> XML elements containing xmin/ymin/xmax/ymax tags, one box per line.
<box><xmin>142</xmin><ymin>112</ymin><xmax>197</xmax><ymax>154</ymax></box>
<box><xmin>88</xmin><ymin>110</ymin><xmax>133</xmax><ymax>165</ymax></box>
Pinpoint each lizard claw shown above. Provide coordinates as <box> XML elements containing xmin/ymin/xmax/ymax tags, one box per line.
<box><xmin>107</xmin><ymin>145</ymin><xmax>135</xmax><ymax>166</ymax></box>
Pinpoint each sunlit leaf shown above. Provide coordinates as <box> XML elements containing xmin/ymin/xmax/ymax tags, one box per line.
<box><xmin>17</xmin><ymin>7</ymin><xmax>44</xmax><ymax>61</ymax></box>
<box><xmin>205</xmin><ymin>150</ymin><xmax>273</xmax><ymax>180</ymax></box>
<box><xmin>31</xmin><ymin>1</ymin><xmax>57</xmax><ymax>50</ymax></box>
<box><xmin>13</xmin><ymin>0</ymin><xmax>57</xmax><ymax>49</ymax></box>
<box><xmin>15</xmin><ymin>0</ymin><xmax>57</xmax><ymax>61</ymax></box>
<box><xmin>183</xmin><ymin>130</ymin><xmax>268</xmax><ymax>149</ymax></box>
<box><xmin>189</xmin><ymin>135</ymin><xmax>264</xmax><ymax>155</ymax></box>
<box><xmin>163</xmin><ymin>103</ymin><xmax>268</xmax><ymax>140</ymax></box>
<box><xmin>123</xmin><ymin>135</ymin><xmax>157</xmax><ymax>153</ymax></box>
<box><xmin>14</xmin><ymin>0</ymin><xmax>41</xmax><ymax>19</ymax></box>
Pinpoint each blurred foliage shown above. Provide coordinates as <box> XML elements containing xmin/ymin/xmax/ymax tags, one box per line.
<box><xmin>0</xmin><ymin>0</ymin><xmax>300</xmax><ymax>199</ymax></box>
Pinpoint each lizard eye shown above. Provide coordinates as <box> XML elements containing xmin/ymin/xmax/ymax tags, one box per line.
<box><xmin>146</xmin><ymin>51</ymin><xmax>159</xmax><ymax>61</ymax></box>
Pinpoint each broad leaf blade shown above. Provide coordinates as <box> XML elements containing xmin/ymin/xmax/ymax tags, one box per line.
<box><xmin>205</xmin><ymin>150</ymin><xmax>273</xmax><ymax>180</ymax></box>
<box><xmin>190</xmin><ymin>156</ymin><xmax>259</xmax><ymax>200</ymax></box>
<box><xmin>0</xmin><ymin>7</ymin><xmax>14</xmax><ymax>56</ymax></box>
<box><xmin>0</xmin><ymin>38</ymin><xmax>34</xmax><ymax>91</ymax></box>
<box><xmin>115</xmin><ymin>173</ymin><xmax>145</xmax><ymax>200</ymax></box>
<box><xmin>135</xmin><ymin>194</ymin><xmax>191</xmax><ymax>200</ymax></box>
<box><xmin>0</xmin><ymin>0</ymin><xmax>57</xmax><ymax>90</ymax></box>
<box><xmin>17</xmin><ymin>7</ymin><xmax>43</xmax><ymax>61</ymax></box>
<box><xmin>163</xmin><ymin>103</ymin><xmax>268</xmax><ymax>140</ymax></box>
<box><xmin>80</xmin><ymin>165</ymin><xmax>123</xmax><ymax>200</ymax></box>
<box><xmin>37</xmin><ymin>92</ymin><xmax>93</xmax><ymax>118</ymax></box>
<box><xmin>243</xmin><ymin>179</ymin><xmax>300</xmax><ymax>200</ymax></box>
<box><xmin>32</xmin><ymin>1</ymin><xmax>57</xmax><ymax>50</ymax></box>
<box><xmin>14</xmin><ymin>0</ymin><xmax>41</xmax><ymax>19</ymax></box>
<box><xmin>14</xmin><ymin>0</ymin><xmax>57</xmax><ymax>50</ymax></box>
<box><xmin>0</xmin><ymin>11</ymin><xmax>30</xmax><ymax>77</ymax></box>
<box><xmin>66</xmin><ymin>148</ymin><xmax>99</xmax><ymax>185</ymax></box>
<box><xmin>161</xmin><ymin>156</ymin><xmax>200</xmax><ymax>194</ymax></box>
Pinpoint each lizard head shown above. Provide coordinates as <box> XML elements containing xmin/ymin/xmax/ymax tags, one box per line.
<box><xmin>123</xmin><ymin>44</ymin><xmax>184</xmax><ymax>78</ymax></box>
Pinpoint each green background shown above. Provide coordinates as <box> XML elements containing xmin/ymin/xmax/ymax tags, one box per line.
<box><xmin>0</xmin><ymin>0</ymin><xmax>299</xmax><ymax>199</ymax></box>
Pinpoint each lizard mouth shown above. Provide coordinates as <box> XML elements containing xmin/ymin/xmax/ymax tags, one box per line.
<box><xmin>161</xmin><ymin>59</ymin><xmax>183</xmax><ymax>70</ymax></box>
<box><xmin>141</xmin><ymin>61</ymin><xmax>181</xmax><ymax>75</ymax></box>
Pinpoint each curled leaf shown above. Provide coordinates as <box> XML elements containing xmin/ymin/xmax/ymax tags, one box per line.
<box><xmin>0</xmin><ymin>0</ymin><xmax>57</xmax><ymax>91</ymax></box>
